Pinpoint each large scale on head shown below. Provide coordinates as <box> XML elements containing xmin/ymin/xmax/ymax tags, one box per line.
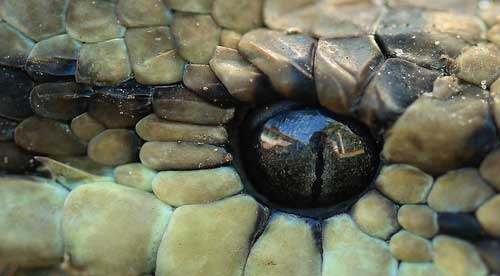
<box><xmin>0</xmin><ymin>0</ymin><xmax>499</xmax><ymax>275</ymax></box>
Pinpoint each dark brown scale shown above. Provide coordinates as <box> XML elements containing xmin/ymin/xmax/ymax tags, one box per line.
<box><xmin>437</xmin><ymin>213</ymin><xmax>484</xmax><ymax>240</ymax></box>
<box><xmin>0</xmin><ymin>66</ymin><xmax>34</xmax><ymax>121</ymax></box>
<box><xmin>153</xmin><ymin>84</ymin><xmax>235</xmax><ymax>125</ymax></box>
<box><xmin>14</xmin><ymin>116</ymin><xmax>86</xmax><ymax>156</ymax></box>
<box><xmin>0</xmin><ymin>142</ymin><xmax>35</xmax><ymax>173</ymax></box>
<box><xmin>183</xmin><ymin>64</ymin><xmax>238</xmax><ymax>107</ymax></box>
<box><xmin>88</xmin><ymin>81</ymin><xmax>153</xmax><ymax>129</ymax></box>
<box><xmin>0</xmin><ymin>117</ymin><xmax>18</xmax><ymax>142</ymax></box>
<box><xmin>358</xmin><ymin>58</ymin><xmax>441</xmax><ymax>129</ymax></box>
<box><xmin>30</xmin><ymin>82</ymin><xmax>91</xmax><ymax>122</ymax></box>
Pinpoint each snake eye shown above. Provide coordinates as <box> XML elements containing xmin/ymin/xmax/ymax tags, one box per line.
<box><xmin>238</xmin><ymin>102</ymin><xmax>379</xmax><ymax>215</ymax></box>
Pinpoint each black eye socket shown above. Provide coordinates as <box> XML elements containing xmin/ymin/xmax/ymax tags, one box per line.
<box><xmin>234</xmin><ymin>101</ymin><xmax>380</xmax><ymax>218</ymax></box>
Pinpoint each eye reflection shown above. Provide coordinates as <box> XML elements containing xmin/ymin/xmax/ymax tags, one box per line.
<box><xmin>240</xmin><ymin>103</ymin><xmax>379</xmax><ymax>213</ymax></box>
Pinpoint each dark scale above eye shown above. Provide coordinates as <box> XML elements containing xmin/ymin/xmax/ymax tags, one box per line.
<box><xmin>375</xmin><ymin>8</ymin><xmax>485</xmax><ymax>70</ymax></box>
<box><xmin>239</xmin><ymin>29</ymin><xmax>317</xmax><ymax>104</ymax></box>
<box><xmin>358</xmin><ymin>58</ymin><xmax>441</xmax><ymax>129</ymax></box>
<box><xmin>240</xmin><ymin>104</ymin><xmax>379</xmax><ymax>211</ymax></box>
